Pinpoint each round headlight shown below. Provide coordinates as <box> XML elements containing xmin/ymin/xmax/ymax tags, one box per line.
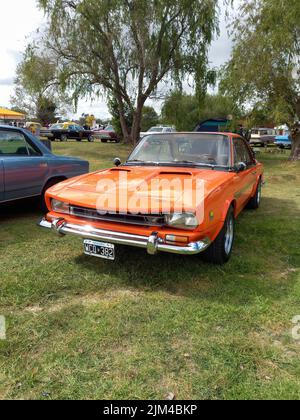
<box><xmin>165</xmin><ymin>213</ymin><xmax>199</xmax><ymax>229</ymax></box>
<box><xmin>52</xmin><ymin>199</ymin><xmax>70</xmax><ymax>214</ymax></box>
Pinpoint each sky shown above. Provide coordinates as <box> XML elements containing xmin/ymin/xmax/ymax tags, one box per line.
<box><xmin>0</xmin><ymin>0</ymin><xmax>234</xmax><ymax>120</ymax></box>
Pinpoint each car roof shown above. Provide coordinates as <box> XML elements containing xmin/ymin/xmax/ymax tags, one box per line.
<box><xmin>0</xmin><ymin>125</ymin><xmax>24</xmax><ymax>130</ymax></box>
<box><xmin>143</xmin><ymin>131</ymin><xmax>238</xmax><ymax>137</ymax></box>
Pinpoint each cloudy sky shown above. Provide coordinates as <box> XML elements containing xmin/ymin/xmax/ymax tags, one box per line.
<box><xmin>0</xmin><ymin>0</ymin><xmax>234</xmax><ymax>119</ymax></box>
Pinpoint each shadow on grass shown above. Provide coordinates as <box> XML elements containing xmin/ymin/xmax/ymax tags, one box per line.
<box><xmin>0</xmin><ymin>197</ymin><xmax>42</xmax><ymax>222</ymax></box>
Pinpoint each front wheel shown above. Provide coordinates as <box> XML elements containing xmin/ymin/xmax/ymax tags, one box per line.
<box><xmin>202</xmin><ymin>207</ymin><xmax>235</xmax><ymax>265</ymax></box>
<box><xmin>60</xmin><ymin>134</ymin><xmax>68</xmax><ymax>142</ymax></box>
<box><xmin>88</xmin><ymin>135</ymin><xmax>94</xmax><ymax>142</ymax></box>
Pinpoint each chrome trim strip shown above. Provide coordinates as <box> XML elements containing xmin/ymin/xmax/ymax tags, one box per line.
<box><xmin>39</xmin><ymin>218</ymin><xmax>211</xmax><ymax>256</ymax></box>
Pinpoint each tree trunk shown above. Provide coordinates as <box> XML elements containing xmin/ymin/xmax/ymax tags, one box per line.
<box><xmin>130</xmin><ymin>99</ymin><xmax>144</xmax><ymax>146</ymax></box>
<box><xmin>116</xmin><ymin>99</ymin><xmax>130</xmax><ymax>144</ymax></box>
<box><xmin>289</xmin><ymin>124</ymin><xmax>300</xmax><ymax>161</ymax></box>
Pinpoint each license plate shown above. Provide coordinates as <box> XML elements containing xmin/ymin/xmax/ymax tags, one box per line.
<box><xmin>84</xmin><ymin>240</ymin><xmax>115</xmax><ymax>261</ymax></box>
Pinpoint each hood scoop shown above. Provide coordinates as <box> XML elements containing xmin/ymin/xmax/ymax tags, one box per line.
<box><xmin>109</xmin><ymin>168</ymin><xmax>132</xmax><ymax>173</ymax></box>
<box><xmin>159</xmin><ymin>171</ymin><xmax>192</xmax><ymax>176</ymax></box>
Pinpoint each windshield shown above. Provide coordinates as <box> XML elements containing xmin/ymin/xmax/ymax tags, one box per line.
<box><xmin>51</xmin><ymin>124</ymin><xmax>64</xmax><ymax>129</ymax></box>
<box><xmin>127</xmin><ymin>134</ymin><xmax>231</xmax><ymax>168</ymax></box>
<box><xmin>148</xmin><ymin>127</ymin><xmax>164</xmax><ymax>133</ymax></box>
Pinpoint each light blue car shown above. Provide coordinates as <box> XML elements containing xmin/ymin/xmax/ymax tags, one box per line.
<box><xmin>0</xmin><ymin>126</ymin><xmax>89</xmax><ymax>206</ymax></box>
<box><xmin>275</xmin><ymin>132</ymin><xmax>292</xmax><ymax>149</ymax></box>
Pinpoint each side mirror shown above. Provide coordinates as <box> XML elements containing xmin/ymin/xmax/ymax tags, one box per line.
<box><xmin>114</xmin><ymin>157</ymin><xmax>122</xmax><ymax>167</ymax></box>
<box><xmin>235</xmin><ymin>162</ymin><xmax>247</xmax><ymax>173</ymax></box>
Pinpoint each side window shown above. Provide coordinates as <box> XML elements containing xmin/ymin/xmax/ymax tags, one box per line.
<box><xmin>233</xmin><ymin>138</ymin><xmax>253</xmax><ymax>165</ymax></box>
<box><xmin>0</xmin><ymin>131</ymin><xmax>29</xmax><ymax>156</ymax></box>
<box><xmin>26</xmin><ymin>141</ymin><xmax>42</xmax><ymax>157</ymax></box>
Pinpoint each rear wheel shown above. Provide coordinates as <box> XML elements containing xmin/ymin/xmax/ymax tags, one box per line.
<box><xmin>60</xmin><ymin>134</ymin><xmax>68</xmax><ymax>142</ymax></box>
<box><xmin>247</xmin><ymin>179</ymin><xmax>262</xmax><ymax>210</ymax></box>
<box><xmin>202</xmin><ymin>207</ymin><xmax>235</xmax><ymax>265</ymax></box>
<box><xmin>88</xmin><ymin>135</ymin><xmax>94</xmax><ymax>142</ymax></box>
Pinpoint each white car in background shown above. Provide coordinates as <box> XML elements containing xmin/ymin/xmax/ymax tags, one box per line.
<box><xmin>140</xmin><ymin>126</ymin><xmax>176</xmax><ymax>139</ymax></box>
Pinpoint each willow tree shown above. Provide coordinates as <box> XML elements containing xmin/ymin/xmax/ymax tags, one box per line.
<box><xmin>220</xmin><ymin>0</ymin><xmax>300</xmax><ymax>161</ymax></box>
<box><xmin>11</xmin><ymin>46</ymin><xmax>70</xmax><ymax>121</ymax></box>
<box><xmin>37</xmin><ymin>0</ymin><xmax>219</xmax><ymax>144</ymax></box>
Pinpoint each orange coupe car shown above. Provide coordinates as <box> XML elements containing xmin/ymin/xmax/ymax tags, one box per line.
<box><xmin>39</xmin><ymin>133</ymin><xmax>264</xmax><ymax>264</ymax></box>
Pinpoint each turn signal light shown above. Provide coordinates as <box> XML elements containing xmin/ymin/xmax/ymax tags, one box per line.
<box><xmin>165</xmin><ymin>235</ymin><xmax>188</xmax><ymax>244</ymax></box>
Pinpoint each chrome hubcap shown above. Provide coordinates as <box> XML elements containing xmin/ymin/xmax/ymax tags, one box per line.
<box><xmin>224</xmin><ymin>216</ymin><xmax>234</xmax><ymax>255</ymax></box>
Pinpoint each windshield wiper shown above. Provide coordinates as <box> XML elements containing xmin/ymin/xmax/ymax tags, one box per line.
<box><xmin>126</xmin><ymin>160</ymin><xmax>226</xmax><ymax>170</ymax></box>
<box><xmin>126</xmin><ymin>160</ymin><xmax>160</xmax><ymax>165</ymax></box>
<box><xmin>171</xmin><ymin>161</ymin><xmax>216</xmax><ymax>169</ymax></box>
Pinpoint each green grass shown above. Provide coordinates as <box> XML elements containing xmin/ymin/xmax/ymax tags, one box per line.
<box><xmin>0</xmin><ymin>142</ymin><xmax>299</xmax><ymax>400</ymax></box>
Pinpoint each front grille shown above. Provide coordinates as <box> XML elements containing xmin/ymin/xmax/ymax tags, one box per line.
<box><xmin>70</xmin><ymin>206</ymin><xmax>165</xmax><ymax>226</ymax></box>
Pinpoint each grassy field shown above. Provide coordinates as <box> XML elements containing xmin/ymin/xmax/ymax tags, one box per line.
<box><xmin>0</xmin><ymin>141</ymin><xmax>299</xmax><ymax>400</ymax></box>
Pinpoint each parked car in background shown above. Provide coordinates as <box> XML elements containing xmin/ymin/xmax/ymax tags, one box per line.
<box><xmin>275</xmin><ymin>132</ymin><xmax>292</xmax><ymax>149</ymax></box>
<box><xmin>40</xmin><ymin>126</ymin><xmax>54</xmax><ymax>140</ymax></box>
<box><xmin>40</xmin><ymin>132</ymin><xmax>263</xmax><ymax>265</ymax></box>
<box><xmin>0</xmin><ymin>126</ymin><xmax>89</xmax><ymax>208</ymax></box>
<box><xmin>92</xmin><ymin>125</ymin><xmax>120</xmax><ymax>143</ymax></box>
<box><xmin>25</xmin><ymin>122</ymin><xmax>42</xmax><ymax>136</ymax></box>
<box><xmin>44</xmin><ymin>123</ymin><xmax>94</xmax><ymax>142</ymax></box>
<box><xmin>250</xmin><ymin>128</ymin><xmax>276</xmax><ymax>147</ymax></box>
<box><xmin>140</xmin><ymin>126</ymin><xmax>176</xmax><ymax>139</ymax></box>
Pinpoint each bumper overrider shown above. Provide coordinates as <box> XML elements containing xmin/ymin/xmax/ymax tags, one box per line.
<box><xmin>39</xmin><ymin>218</ymin><xmax>211</xmax><ymax>256</ymax></box>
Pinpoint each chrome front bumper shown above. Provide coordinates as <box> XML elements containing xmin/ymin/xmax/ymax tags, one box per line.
<box><xmin>39</xmin><ymin>218</ymin><xmax>211</xmax><ymax>256</ymax></box>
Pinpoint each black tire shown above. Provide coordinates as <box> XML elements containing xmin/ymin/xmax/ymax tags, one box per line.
<box><xmin>60</xmin><ymin>134</ymin><xmax>68</xmax><ymax>142</ymax></box>
<box><xmin>40</xmin><ymin>178</ymin><xmax>65</xmax><ymax>213</ymax></box>
<box><xmin>88</xmin><ymin>135</ymin><xmax>94</xmax><ymax>142</ymax></box>
<box><xmin>202</xmin><ymin>207</ymin><xmax>235</xmax><ymax>265</ymax></box>
<box><xmin>247</xmin><ymin>179</ymin><xmax>262</xmax><ymax>210</ymax></box>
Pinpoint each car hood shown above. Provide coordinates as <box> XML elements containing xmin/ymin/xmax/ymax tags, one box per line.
<box><xmin>48</xmin><ymin>166</ymin><xmax>234</xmax><ymax>213</ymax></box>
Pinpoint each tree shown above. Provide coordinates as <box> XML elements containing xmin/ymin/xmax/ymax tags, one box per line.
<box><xmin>141</xmin><ymin>107</ymin><xmax>159</xmax><ymax>132</ymax></box>
<box><xmin>36</xmin><ymin>97</ymin><xmax>57</xmax><ymax>125</ymax></box>
<box><xmin>161</xmin><ymin>92</ymin><xmax>241</xmax><ymax>131</ymax></box>
<box><xmin>161</xmin><ymin>92</ymin><xmax>199</xmax><ymax>131</ymax></box>
<box><xmin>11</xmin><ymin>46</ymin><xmax>70</xmax><ymax>122</ymax></box>
<box><xmin>36</xmin><ymin>0</ymin><xmax>219</xmax><ymax>145</ymax></box>
<box><xmin>220</xmin><ymin>0</ymin><xmax>300</xmax><ymax>160</ymax></box>
<box><xmin>85</xmin><ymin>114</ymin><xmax>96</xmax><ymax>128</ymax></box>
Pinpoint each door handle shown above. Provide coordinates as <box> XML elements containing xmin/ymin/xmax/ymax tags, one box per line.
<box><xmin>39</xmin><ymin>163</ymin><xmax>48</xmax><ymax>168</ymax></box>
